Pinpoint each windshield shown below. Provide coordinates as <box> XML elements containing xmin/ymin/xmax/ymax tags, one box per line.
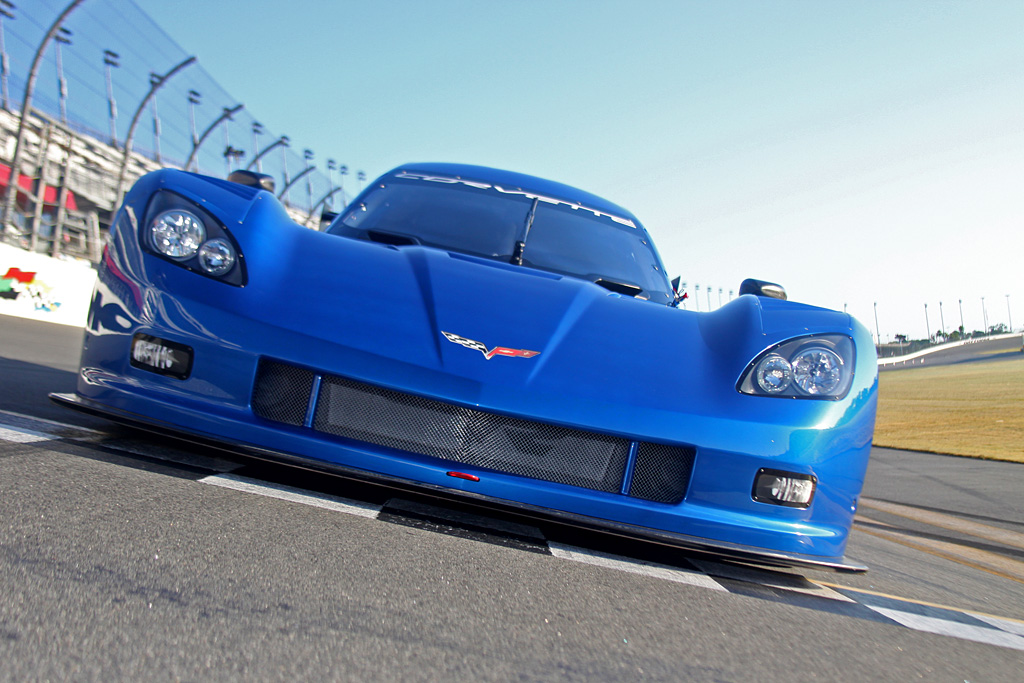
<box><xmin>328</xmin><ymin>172</ymin><xmax>673</xmax><ymax>304</ymax></box>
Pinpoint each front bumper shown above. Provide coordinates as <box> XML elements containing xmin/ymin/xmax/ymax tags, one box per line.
<box><xmin>50</xmin><ymin>390</ymin><xmax>867</xmax><ymax>573</ymax></box>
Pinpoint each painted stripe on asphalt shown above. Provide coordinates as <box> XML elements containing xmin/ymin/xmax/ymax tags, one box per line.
<box><xmin>861</xmin><ymin>497</ymin><xmax>1024</xmax><ymax>550</ymax></box>
<box><xmin>691</xmin><ymin>559</ymin><xmax>856</xmax><ymax>602</ymax></box>
<box><xmin>549</xmin><ymin>542</ymin><xmax>727</xmax><ymax>592</ymax></box>
<box><xmin>199</xmin><ymin>473</ymin><xmax>382</xmax><ymax>518</ymax></box>
<box><xmin>866</xmin><ymin>607</ymin><xmax>1024</xmax><ymax>652</ymax></box>
<box><xmin>0</xmin><ymin>425</ymin><xmax>53</xmax><ymax>443</ymax></box>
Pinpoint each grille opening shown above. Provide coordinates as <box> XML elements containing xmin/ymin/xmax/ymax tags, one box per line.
<box><xmin>251</xmin><ymin>359</ymin><xmax>695</xmax><ymax>502</ymax></box>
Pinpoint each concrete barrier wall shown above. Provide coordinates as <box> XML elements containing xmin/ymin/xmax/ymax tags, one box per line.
<box><xmin>0</xmin><ymin>243</ymin><xmax>97</xmax><ymax>327</ymax></box>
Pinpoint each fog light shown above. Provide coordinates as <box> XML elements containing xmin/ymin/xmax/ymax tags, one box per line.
<box><xmin>752</xmin><ymin>469</ymin><xmax>816</xmax><ymax>508</ymax></box>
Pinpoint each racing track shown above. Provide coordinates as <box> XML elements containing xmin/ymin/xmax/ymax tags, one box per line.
<box><xmin>2</xmin><ymin>316</ymin><xmax>1023</xmax><ymax>681</ymax></box>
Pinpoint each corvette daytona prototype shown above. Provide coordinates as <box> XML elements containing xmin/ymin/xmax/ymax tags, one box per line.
<box><xmin>53</xmin><ymin>163</ymin><xmax>878</xmax><ymax>572</ymax></box>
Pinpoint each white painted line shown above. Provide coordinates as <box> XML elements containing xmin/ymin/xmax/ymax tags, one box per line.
<box><xmin>549</xmin><ymin>542</ymin><xmax>727</xmax><ymax>592</ymax></box>
<box><xmin>200</xmin><ymin>473</ymin><xmax>382</xmax><ymax>519</ymax></box>
<box><xmin>973</xmin><ymin>613</ymin><xmax>1024</xmax><ymax>638</ymax></box>
<box><xmin>0</xmin><ymin>408</ymin><xmax>105</xmax><ymax>436</ymax></box>
<box><xmin>0</xmin><ymin>425</ymin><xmax>53</xmax><ymax>444</ymax></box>
<box><xmin>867</xmin><ymin>607</ymin><xmax>1024</xmax><ymax>652</ymax></box>
<box><xmin>690</xmin><ymin>559</ymin><xmax>856</xmax><ymax>602</ymax></box>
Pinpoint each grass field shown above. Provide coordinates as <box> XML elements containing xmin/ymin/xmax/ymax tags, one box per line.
<box><xmin>874</xmin><ymin>356</ymin><xmax>1024</xmax><ymax>463</ymax></box>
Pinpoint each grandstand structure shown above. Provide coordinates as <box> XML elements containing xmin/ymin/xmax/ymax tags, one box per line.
<box><xmin>0</xmin><ymin>0</ymin><xmax>354</xmax><ymax>262</ymax></box>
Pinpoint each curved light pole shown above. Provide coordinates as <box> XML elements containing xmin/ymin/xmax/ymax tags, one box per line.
<box><xmin>250</xmin><ymin>121</ymin><xmax>263</xmax><ymax>171</ymax></box>
<box><xmin>0</xmin><ymin>1</ymin><xmax>15</xmax><ymax>112</ymax></box>
<box><xmin>245</xmin><ymin>134</ymin><xmax>287</xmax><ymax>172</ymax></box>
<box><xmin>113</xmin><ymin>55</ymin><xmax>196</xmax><ymax>207</ymax></box>
<box><xmin>307</xmin><ymin>186</ymin><xmax>346</xmax><ymax>228</ymax></box>
<box><xmin>276</xmin><ymin>164</ymin><xmax>315</xmax><ymax>201</ymax></box>
<box><xmin>184</xmin><ymin>103</ymin><xmax>243</xmax><ymax>172</ymax></box>
<box><xmin>302</xmin><ymin>148</ymin><xmax>314</xmax><ymax>210</ymax></box>
<box><xmin>54</xmin><ymin>27</ymin><xmax>71</xmax><ymax>124</ymax></box>
<box><xmin>1</xmin><ymin>0</ymin><xmax>86</xmax><ymax>231</ymax></box>
<box><xmin>103</xmin><ymin>49</ymin><xmax>119</xmax><ymax>146</ymax></box>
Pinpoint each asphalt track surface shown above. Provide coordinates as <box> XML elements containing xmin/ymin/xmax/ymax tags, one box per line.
<box><xmin>2</xmin><ymin>316</ymin><xmax>1023</xmax><ymax>681</ymax></box>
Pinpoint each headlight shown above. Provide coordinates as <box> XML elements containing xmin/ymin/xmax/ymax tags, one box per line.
<box><xmin>738</xmin><ymin>335</ymin><xmax>854</xmax><ymax>399</ymax></box>
<box><xmin>150</xmin><ymin>209</ymin><xmax>205</xmax><ymax>259</ymax></box>
<box><xmin>197</xmin><ymin>238</ymin><xmax>236</xmax><ymax>276</ymax></box>
<box><xmin>140</xmin><ymin>191</ymin><xmax>246</xmax><ymax>286</ymax></box>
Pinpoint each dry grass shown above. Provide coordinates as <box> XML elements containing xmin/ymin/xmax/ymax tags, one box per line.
<box><xmin>874</xmin><ymin>357</ymin><xmax>1024</xmax><ymax>463</ymax></box>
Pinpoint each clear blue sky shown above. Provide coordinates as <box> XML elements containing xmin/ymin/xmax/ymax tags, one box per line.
<box><xmin>126</xmin><ymin>1</ymin><xmax>1024</xmax><ymax>338</ymax></box>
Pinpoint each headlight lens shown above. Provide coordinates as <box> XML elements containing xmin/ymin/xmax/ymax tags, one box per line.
<box><xmin>738</xmin><ymin>335</ymin><xmax>854</xmax><ymax>399</ymax></box>
<box><xmin>140</xmin><ymin>191</ymin><xmax>246</xmax><ymax>286</ymax></box>
<box><xmin>197</xmin><ymin>238</ymin><xmax>236</xmax><ymax>276</ymax></box>
<box><xmin>791</xmin><ymin>347</ymin><xmax>844</xmax><ymax>395</ymax></box>
<box><xmin>150</xmin><ymin>209</ymin><xmax>206</xmax><ymax>259</ymax></box>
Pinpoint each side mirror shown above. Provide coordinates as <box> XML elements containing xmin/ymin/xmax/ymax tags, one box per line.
<box><xmin>227</xmin><ymin>169</ymin><xmax>276</xmax><ymax>193</ymax></box>
<box><xmin>739</xmin><ymin>278</ymin><xmax>787</xmax><ymax>301</ymax></box>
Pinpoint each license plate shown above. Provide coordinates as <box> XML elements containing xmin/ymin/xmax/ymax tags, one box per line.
<box><xmin>130</xmin><ymin>334</ymin><xmax>193</xmax><ymax>379</ymax></box>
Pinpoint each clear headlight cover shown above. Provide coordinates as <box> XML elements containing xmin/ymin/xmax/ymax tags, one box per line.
<box><xmin>738</xmin><ymin>335</ymin><xmax>854</xmax><ymax>400</ymax></box>
<box><xmin>197</xmin><ymin>238</ymin><xmax>236</xmax><ymax>276</ymax></box>
<box><xmin>150</xmin><ymin>209</ymin><xmax>205</xmax><ymax>259</ymax></box>
<box><xmin>140</xmin><ymin>190</ymin><xmax>246</xmax><ymax>286</ymax></box>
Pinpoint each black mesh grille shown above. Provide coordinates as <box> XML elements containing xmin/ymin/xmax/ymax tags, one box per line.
<box><xmin>628</xmin><ymin>441</ymin><xmax>696</xmax><ymax>504</ymax></box>
<box><xmin>252</xmin><ymin>361</ymin><xmax>315</xmax><ymax>426</ymax></box>
<box><xmin>312</xmin><ymin>374</ymin><xmax>630</xmax><ymax>493</ymax></box>
<box><xmin>251</xmin><ymin>359</ymin><xmax>695</xmax><ymax>502</ymax></box>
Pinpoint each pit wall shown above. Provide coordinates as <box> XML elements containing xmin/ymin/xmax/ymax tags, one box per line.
<box><xmin>0</xmin><ymin>242</ymin><xmax>97</xmax><ymax>327</ymax></box>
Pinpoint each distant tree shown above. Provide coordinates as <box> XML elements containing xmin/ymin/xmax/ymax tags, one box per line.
<box><xmin>894</xmin><ymin>334</ymin><xmax>908</xmax><ymax>343</ymax></box>
<box><xmin>989</xmin><ymin>323</ymin><xmax>1008</xmax><ymax>335</ymax></box>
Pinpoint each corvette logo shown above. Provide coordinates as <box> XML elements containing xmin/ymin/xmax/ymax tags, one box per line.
<box><xmin>442</xmin><ymin>331</ymin><xmax>540</xmax><ymax>361</ymax></box>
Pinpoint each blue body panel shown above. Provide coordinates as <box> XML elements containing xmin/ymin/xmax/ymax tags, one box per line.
<box><xmin>68</xmin><ymin>166</ymin><xmax>878</xmax><ymax>568</ymax></box>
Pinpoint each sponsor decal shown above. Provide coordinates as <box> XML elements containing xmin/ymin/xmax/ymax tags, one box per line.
<box><xmin>442</xmin><ymin>331</ymin><xmax>540</xmax><ymax>361</ymax></box>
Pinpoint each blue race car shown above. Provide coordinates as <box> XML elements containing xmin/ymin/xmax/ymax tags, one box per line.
<box><xmin>52</xmin><ymin>163</ymin><xmax>877</xmax><ymax>572</ymax></box>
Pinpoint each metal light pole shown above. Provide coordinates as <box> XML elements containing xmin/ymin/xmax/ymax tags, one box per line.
<box><xmin>54</xmin><ymin>27</ymin><xmax>72</xmax><ymax>125</ymax></box>
<box><xmin>939</xmin><ymin>301</ymin><xmax>945</xmax><ymax>339</ymax></box>
<box><xmin>1007</xmin><ymin>294</ymin><xmax>1013</xmax><ymax>333</ymax></box>
<box><xmin>303</xmin><ymin>148</ymin><xmax>314</xmax><ymax>210</ymax></box>
<box><xmin>0</xmin><ymin>1</ymin><xmax>14</xmax><ymax>112</ymax></box>
<box><xmin>718</xmin><ymin>288</ymin><xmax>723</xmax><ymax>308</ymax></box>
<box><xmin>873</xmin><ymin>302</ymin><xmax>880</xmax><ymax>347</ymax></box>
<box><xmin>184</xmin><ymin>103</ymin><xmax>244</xmax><ymax>173</ymax></box>
<box><xmin>958</xmin><ymin>299</ymin><xmax>964</xmax><ymax>336</ymax></box>
<box><xmin>187</xmin><ymin>89</ymin><xmax>201</xmax><ymax>148</ymax></box>
<box><xmin>279</xmin><ymin>142</ymin><xmax>290</xmax><ymax>204</ymax></box>
<box><xmin>250</xmin><ymin>122</ymin><xmax>263</xmax><ymax>172</ymax></box>
<box><xmin>981</xmin><ymin>297</ymin><xmax>988</xmax><ymax>335</ymax></box>
<box><xmin>706</xmin><ymin>286</ymin><xmax>712</xmax><ymax>311</ymax></box>
<box><xmin>103</xmin><ymin>49</ymin><xmax>119</xmax><ymax>146</ymax></box>
<box><xmin>325</xmin><ymin>158</ymin><xmax>336</xmax><ymax>206</ymax></box>
<box><xmin>924</xmin><ymin>303</ymin><xmax>930</xmax><ymax>342</ymax></box>
<box><xmin>356</xmin><ymin>170</ymin><xmax>366</xmax><ymax>197</ymax></box>
<box><xmin>694</xmin><ymin>284</ymin><xmax>700</xmax><ymax>312</ymax></box>
<box><xmin>149</xmin><ymin>73</ymin><xmax>162</xmax><ymax>163</ymax></box>
<box><xmin>113</xmin><ymin>55</ymin><xmax>196</xmax><ymax>207</ymax></box>
<box><xmin>245</xmin><ymin>134</ymin><xmax>288</xmax><ymax>174</ymax></box>
<box><xmin>1</xmin><ymin>0</ymin><xmax>87</xmax><ymax>231</ymax></box>
<box><xmin>338</xmin><ymin>164</ymin><xmax>348</xmax><ymax>204</ymax></box>
<box><xmin>275</xmin><ymin>163</ymin><xmax>316</xmax><ymax>202</ymax></box>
